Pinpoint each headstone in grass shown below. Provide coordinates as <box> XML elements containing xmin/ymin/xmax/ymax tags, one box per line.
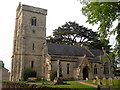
<box><xmin>53</xmin><ymin>77</ymin><xmax>57</xmax><ymax>82</ymax></box>
<box><xmin>109</xmin><ymin>77</ymin><xmax>113</xmax><ymax>85</ymax></box>
<box><xmin>86</xmin><ymin>78</ymin><xmax>88</xmax><ymax>80</ymax></box>
<box><xmin>102</xmin><ymin>77</ymin><xmax>106</xmax><ymax>85</ymax></box>
<box><xmin>93</xmin><ymin>79</ymin><xmax>96</xmax><ymax>84</ymax></box>
<box><xmin>95</xmin><ymin>76</ymin><xmax>99</xmax><ymax>81</ymax></box>
<box><xmin>95</xmin><ymin>76</ymin><xmax>99</xmax><ymax>83</ymax></box>
<box><xmin>97</xmin><ymin>79</ymin><xmax>100</xmax><ymax>85</ymax></box>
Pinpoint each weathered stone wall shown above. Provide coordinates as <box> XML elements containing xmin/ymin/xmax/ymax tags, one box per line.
<box><xmin>51</xmin><ymin>60</ymin><xmax>77</xmax><ymax>78</ymax></box>
<box><xmin>50</xmin><ymin>55</ymin><xmax>113</xmax><ymax>80</ymax></box>
<box><xmin>50</xmin><ymin>55</ymin><xmax>79</xmax><ymax>79</ymax></box>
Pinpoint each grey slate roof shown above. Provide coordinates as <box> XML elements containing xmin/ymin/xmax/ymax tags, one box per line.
<box><xmin>90</xmin><ymin>49</ymin><xmax>104</xmax><ymax>56</ymax></box>
<box><xmin>88</xmin><ymin>58</ymin><xmax>100</xmax><ymax>63</ymax></box>
<box><xmin>75</xmin><ymin>57</ymin><xmax>84</xmax><ymax>68</ymax></box>
<box><xmin>47</xmin><ymin>43</ymin><xmax>102</xmax><ymax>57</ymax></box>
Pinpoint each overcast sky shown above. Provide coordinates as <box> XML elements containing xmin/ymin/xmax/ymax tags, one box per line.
<box><xmin>0</xmin><ymin>0</ymin><xmax>117</xmax><ymax>70</ymax></box>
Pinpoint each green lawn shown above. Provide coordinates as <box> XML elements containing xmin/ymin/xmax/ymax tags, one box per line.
<box><xmin>83</xmin><ymin>79</ymin><xmax>120</xmax><ymax>89</ymax></box>
<box><xmin>41</xmin><ymin>82</ymin><xmax>97</xmax><ymax>90</ymax></box>
<box><xmin>16</xmin><ymin>80</ymin><xmax>97</xmax><ymax>89</ymax></box>
<box><xmin>16</xmin><ymin>81</ymin><xmax>28</xmax><ymax>83</ymax></box>
<box><xmin>16</xmin><ymin>80</ymin><xmax>50</xmax><ymax>84</ymax></box>
<box><xmin>15</xmin><ymin>79</ymin><xmax>120</xmax><ymax>89</ymax></box>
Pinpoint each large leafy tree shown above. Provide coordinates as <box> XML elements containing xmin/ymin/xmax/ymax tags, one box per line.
<box><xmin>82</xmin><ymin>2</ymin><xmax>118</xmax><ymax>40</ymax></box>
<box><xmin>88</xmin><ymin>39</ymin><xmax>111</xmax><ymax>53</ymax></box>
<box><xmin>47</xmin><ymin>21</ymin><xmax>110</xmax><ymax>51</ymax></box>
<box><xmin>81</xmin><ymin>1</ymin><xmax>119</xmax><ymax>66</ymax></box>
<box><xmin>47</xmin><ymin>21</ymin><xmax>97</xmax><ymax>45</ymax></box>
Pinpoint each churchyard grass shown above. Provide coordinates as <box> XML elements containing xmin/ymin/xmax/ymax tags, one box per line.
<box><xmin>16</xmin><ymin>81</ymin><xmax>28</xmax><ymax>83</ymax></box>
<box><xmin>35</xmin><ymin>80</ymin><xmax>50</xmax><ymax>83</ymax></box>
<box><xmin>83</xmin><ymin>79</ymin><xmax>120</xmax><ymax>89</ymax></box>
<box><xmin>83</xmin><ymin>80</ymin><xmax>93</xmax><ymax>84</ymax></box>
<box><xmin>16</xmin><ymin>80</ymin><xmax>97</xmax><ymax>89</ymax></box>
<box><xmin>109</xmin><ymin>79</ymin><xmax>120</xmax><ymax>89</ymax></box>
<box><xmin>41</xmin><ymin>82</ymin><xmax>97</xmax><ymax>89</ymax></box>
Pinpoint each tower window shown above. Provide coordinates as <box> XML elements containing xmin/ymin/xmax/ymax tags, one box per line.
<box><xmin>33</xmin><ymin>43</ymin><xmax>34</xmax><ymax>50</ymax></box>
<box><xmin>31</xmin><ymin>61</ymin><xmax>34</xmax><ymax>68</ymax></box>
<box><xmin>31</xmin><ymin>17</ymin><xmax>36</xmax><ymax>26</ymax></box>
<box><xmin>94</xmin><ymin>64</ymin><xmax>97</xmax><ymax>74</ymax></box>
<box><xmin>67</xmin><ymin>64</ymin><xmax>70</xmax><ymax>74</ymax></box>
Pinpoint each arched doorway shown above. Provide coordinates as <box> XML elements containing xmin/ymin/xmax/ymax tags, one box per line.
<box><xmin>83</xmin><ymin>66</ymin><xmax>89</xmax><ymax>80</ymax></box>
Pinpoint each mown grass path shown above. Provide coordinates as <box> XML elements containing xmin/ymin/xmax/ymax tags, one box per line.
<box><xmin>79</xmin><ymin>81</ymin><xmax>97</xmax><ymax>88</ymax></box>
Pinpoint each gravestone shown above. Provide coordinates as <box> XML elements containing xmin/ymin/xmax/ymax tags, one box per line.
<box><xmin>93</xmin><ymin>79</ymin><xmax>96</xmax><ymax>84</ymax></box>
<box><xmin>96</xmin><ymin>76</ymin><xmax>99</xmax><ymax>81</ymax></box>
<box><xmin>102</xmin><ymin>77</ymin><xmax>106</xmax><ymax>85</ymax></box>
<box><xmin>86</xmin><ymin>78</ymin><xmax>88</xmax><ymax>81</ymax></box>
<box><xmin>109</xmin><ymin>77</ymin><xmax>113</xmax><ymax>85</ymax></box>
<box><xmin>53</xmin><ymin>77</ymin><xmax>57</xmax><ymax>82</ymax></box>
<box><xmin>97</xmin><ymin>79</ymin><xmax>100</xmax><ymax>85</ymax></box>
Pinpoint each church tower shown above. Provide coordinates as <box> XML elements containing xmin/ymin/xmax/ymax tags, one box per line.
<box><xmin>10</xmin><ymin>3</ymin><xmax>47</xmax><ymax>81</ymax></box>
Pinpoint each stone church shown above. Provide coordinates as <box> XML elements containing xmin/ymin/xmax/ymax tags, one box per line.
<box><xmin>10</xmin><ymin>3</ymin><xmax>113</xmax><ymax>81</ymax></box>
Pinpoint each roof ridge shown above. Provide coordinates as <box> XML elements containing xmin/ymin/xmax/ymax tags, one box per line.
<box><xmin>84</xmin><ymin>47</ymin><xmax>95</xmax><ymax>57</ymax></box>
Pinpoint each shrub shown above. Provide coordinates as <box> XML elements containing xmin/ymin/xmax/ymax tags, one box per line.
<box><xmin>62</xmin><ymin>78</ymin><xmax>75</xmax><ymax>81</ymax></box>
<box><xmin>22</xmin><ymin>68</ymin><xmax>37</xmax><ymax>81</ymax></box>
<box><xmin>50</xmin><ymin>70</ymin><xmax>57</xmax><ymax>81</ymax></box>
<box><xmin>50</xmin><ymin>70</ymin><xmax>62</xmax><ymax>81</ymax></box>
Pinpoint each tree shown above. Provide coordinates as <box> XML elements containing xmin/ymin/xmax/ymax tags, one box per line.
<box><xmin>47</xmin><ymin>21</ymin><xmax>111</xmax><ymax>51</ymax></box>
<box><xmin>81</xmin><ymin>1</ymin><xmax>119</xmax><ymax>67</ymax></box>
<box><xmin>50</xmin><ymin>70</ymin><xmax>62</xmax><ymax>81</ymax></box>
<box><xmin>82</xmin><ymin>2</ymin><xmax>118</xmax><ymax>40</ymax></box>
<box><xmin>50</xmin><ymin>70</ymin><xmax>57</xmax><ymax>81</ymax></box>
<box><xmin>0</xmin><ymin>60</ymin><xmax>4</xmax><ymax>68</ymax></box>
<box><xmin>47</xmin><ymin>21</ymin><xmax>97</xmax><ymax>45</ymax></box>
<box><xmin>88</xmin><ymin>39</ymin><xmax>111</xmax><ymax>53</ymax></box>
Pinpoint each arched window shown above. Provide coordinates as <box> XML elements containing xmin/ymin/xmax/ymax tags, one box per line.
<box><xmin>94</xmin><ymin>64</ymin><xmax>97</xmax><ymax>74</ymax></box>
<box><xmin>104</xmin><ymin>62</ymin><xmax>109</xmax><ymax>74</ymax></box>
<box><xmin>31</xmin><ymin>17</ymin><xmax>36</xmax><ymax>26</ymax></box>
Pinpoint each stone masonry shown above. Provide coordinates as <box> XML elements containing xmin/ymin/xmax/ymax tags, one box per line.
<box><xmin>11</xmin><ymin>3</ymin><xmax>113</xmax><ymax>81</ymax></box>
<box><xmin>10</xmin><ymin>3</ymin><xmax>47</xmax><ymax>81</ymax></box>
